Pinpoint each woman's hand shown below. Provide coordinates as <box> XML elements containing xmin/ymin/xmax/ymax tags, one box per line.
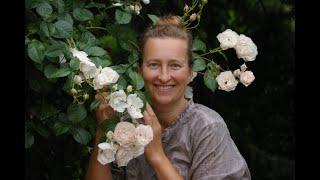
<box><xmin>143</xmin><ymin>103</ymin><xmax>165</xmax><ymax>165</ymax></box>
<box><xmin>94</xmin><ymin>92</ymin><xmax>114</xmax><ymax>124</ymax></box>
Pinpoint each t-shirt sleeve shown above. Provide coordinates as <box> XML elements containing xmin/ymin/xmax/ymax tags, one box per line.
<box><xmin>189</xmin><ymin>112</ymin><xmax>251</xmax><ymax>180</ymax></box>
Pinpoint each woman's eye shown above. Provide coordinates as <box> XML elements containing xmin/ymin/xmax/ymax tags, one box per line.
<box><xmin>148</xmin><ymin>63</ymin><xmax>159</xmax><ymax>69</ymax></box>
<box><xmin>171</xmin><ymin>64</ymin><xmax>181</xmax><ymax>69</ymax></box>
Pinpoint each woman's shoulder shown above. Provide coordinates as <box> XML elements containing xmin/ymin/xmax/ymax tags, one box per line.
<box><xmin>190</xmin><ymin>103</ymin><xmax>225</xmax><ymax>125</ymax></box>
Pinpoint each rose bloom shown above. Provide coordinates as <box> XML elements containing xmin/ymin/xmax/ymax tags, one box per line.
<box><xmin>216</xmin><ymin>71</ymin><xmax>239</xmax><ymax>92</ymax></box>
<box><xmin>131</xmin><ymin>144</ymin><xmax>145</xmax><ymax>158</ymax></box>
<box><xmin>234</xmin><ymin>34</ymin><xmax>258</xmax><ymax>62</ymax></box>
<box><xmin>70</xmin><ymin>48</ymin><xmax>90</xmax><ymax>62</ymax></box>
<box><xmin>80</xmin><ymin>60</ymin><xmax>99</xmax><ymax>79</ymax></box>
<box><xmin>239</xmin><ymin>70</ymin><xmax>255</xmax><ymax>87</ymax></box>
<box><xmin>216</xmin><ymin>29</ymin><xmax>239</xmax><ymax>50</ymax></box>
<box><xmin>113</xmin><ymin>122</ymin><xmax>136</xmax><ymax>147</ymax></box>
<box><xmin>135</xmin><ymin>124</ymin><xmax>153</xmax><ymax>146</ymax></box>
<box><xmin>73</xmin><ymin>75</ymin><xmax>83</xmax><ymax>85</ymax></box>
<box><xmin>97</xmin><ymin>142</ymin><xmax>116</xmax><ymax>165</ymax></box>
<box><xmin>127</xmin><ymin>94</ymin><xmax>144</xmax><ymax>119</ymax></box>
<box><xmin>109</xmin><ymin>90</ymin><xmax>128</xmax><ymax>113</ymax></box>
<box><xmin>93</xmin><ymin>67</ymin><xmax>119</xmax><ymax>90</ymax></box>
<box><xmin>115</xmin><ymin>146</ymin><xmax>134</xmax><ymax>167</ymax></box>
<box><xmin>141</xmin><ymin>38</ymin><xmax>193</xmax><ymax>106</ymax></box>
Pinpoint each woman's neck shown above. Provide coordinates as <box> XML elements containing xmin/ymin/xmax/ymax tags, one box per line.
<box><xmin>152</xmin><ymin>98</ymin><xmax>188</xmax><ymax>129</ymax></box>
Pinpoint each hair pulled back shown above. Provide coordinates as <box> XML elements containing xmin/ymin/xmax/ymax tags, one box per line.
<box><xmin>139</xmin><ymin>15</ymin><xmax>193</xmax><ymax>67</ymax></box>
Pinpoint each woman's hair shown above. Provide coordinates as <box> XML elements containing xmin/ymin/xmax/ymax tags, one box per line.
<box><xmin>139</xmin><ymin>15</ymin><xmax>193</xmax><ymax>67</ymax></box>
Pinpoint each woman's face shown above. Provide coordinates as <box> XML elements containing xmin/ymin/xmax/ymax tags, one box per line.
<box><xmin>141</xmin><ymin>38</ymin><xmax>192</xmax><ymax>106</ymax></box>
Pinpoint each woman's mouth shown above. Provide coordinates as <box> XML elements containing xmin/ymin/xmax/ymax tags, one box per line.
<box><xmin>154</xmin><ymin>85</ymin><xmax>175</xmax><ymax>92</ymax></box>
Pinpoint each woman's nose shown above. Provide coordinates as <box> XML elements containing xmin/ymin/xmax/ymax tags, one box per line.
<box><xmin>158</xmin><ymin>68</ymin><xmax>171</xmax><ymax>82</ymax></box>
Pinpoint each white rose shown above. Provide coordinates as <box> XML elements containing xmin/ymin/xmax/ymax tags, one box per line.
<box><xmin>113</xmin><ymin>122</ymin><xmax>136</xmax><ymax>147</ymax></box>
<box><xmin>216</xmin><ymin>29</ymin><xmax>239</xmax><ymax>50</ymax></box>
<box><xmin>184</xmin><ymin>86</ymin><xmax>193</xmax><ymax>99</ymax></box>
<box><xmin>80</xmin><ymin>60</ymin><xmax>98</xmax><ymax>79</ymax></box>
<box><xmin>93</xmin><ymin>67</ymin><xmax>119</xmax><ymax>90</ymax></box>
<box><xmin>106</xmin><ymin>131</ymin><xmax>114</xmax><ymax>141</ymax></box>
<box><xmin>234</xmin><ymin>34</ymin><xmax>258</xmax><ymax>62</ymax></box>
<box><xmin>73</xmin><ymin>75</ymin><xmax>83</xmax><ymax>85</ymax></box>
<box><xmin>127</xmin><ymin>94</ymin><xmax>144</xmax><ymax>119</ymax></box>
<box><xmin>109</xmin><ymin>90</ymin><xmax>128</xmax><ymax>113</ymax></box>
<box><xmin>239</xmin><ymin>71</ymin><xmax>255</xmax><ymax>87</ymax></box>
<box><xmin>233</xmin><ymin>69</ymin><xmax>241</xmax><ymax>78</ymax></box>
<box><xmin>115</xmin><ymin>147</ymin><xmax>134</xmax><ymax>167</ymax></box>
<box><xmin>142</xmin><ymin>0</ymin><xmax>150</xmax><ymax>4</ymax></box>
<box><xmin>127</xmin><ymin>106</ymin><xmax>143</xmax><ymax>119</ymax></box>
<box><xmin>135</xmin><ymin>124</ymin><xmax>153</xmax><ymax>147</ymax></box>
<box><xmin>216</xmin><ymin>71</ymin><xmax>239</xmax><ymax>92</ymax></box>
<box><xmin>70</xmin><ymin>48</ymin><xmax>91</xmax><ymax>62</ymax></box>
<box><xmin>97</xmin><ymin>142</ymin><xmax>116</xmax><ymax>165</ymax></box>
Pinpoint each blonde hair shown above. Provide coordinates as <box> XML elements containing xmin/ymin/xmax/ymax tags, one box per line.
<box><xmin>139</xmin><ymin>15</ymin><xmax>193</xmax><ymax>67</ymax></box>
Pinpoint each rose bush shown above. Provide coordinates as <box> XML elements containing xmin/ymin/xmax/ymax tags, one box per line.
<box><xmin>25</xmin><ymin>0</ymin><xmax>258</xmax><ymax>169</ymax></box>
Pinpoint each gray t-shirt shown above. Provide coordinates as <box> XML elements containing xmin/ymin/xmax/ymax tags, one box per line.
<box><xmin>112</xmin><ymin>99</ymin><xmax>251</xmax><ymax>180</ymax></box>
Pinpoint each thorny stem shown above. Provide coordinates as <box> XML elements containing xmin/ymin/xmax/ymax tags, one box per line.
<box><xmin>199</xmin><ymin>47</ymin><xmax>222</xmax><ymax>57</ymax></box>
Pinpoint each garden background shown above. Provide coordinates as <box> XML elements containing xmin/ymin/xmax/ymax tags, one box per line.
<box><xmin>25</xmin><ymin>0</ymin><xmax>295</xmax><ymax>179</ymax></box>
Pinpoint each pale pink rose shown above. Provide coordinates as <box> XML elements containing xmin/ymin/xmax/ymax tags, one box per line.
<box><xmin>239</xmin><ymin>71</ymin><xmax>255</xmax><ymax>87</ymax></box>
<box><xmin>131</xmin><ymin>144</ymin><xmax>145</xmax><ymax>158</ymax></box>
<box><xmin>216</xmin><ymin>71</ymin><xmax>239</xmax><ymax>92</ymax></box>
<box><xmin>115</xmin><ymin>147</ymin><xmax>134</xmax><ymax>167</ymax></box>
<box><xmin>135</xmin><ymin>124</ymin><xmax>153</xmax><ymax>146</ymax></box>
<box><xmin>113</xmin><ymin>122</ymin><xmax>136</xmax><ymax>147</ymax></box>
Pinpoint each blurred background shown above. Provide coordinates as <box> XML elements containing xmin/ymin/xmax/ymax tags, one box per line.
<box><xmin>26</xmin><ymin>0</ymin><xmax>295</xmax><ymax>179</ymax></box>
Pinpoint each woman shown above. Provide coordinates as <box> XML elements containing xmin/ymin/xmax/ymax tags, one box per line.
<box><xmin>86</xmin><ymin>15</ymin><xmax>251</xmax><ymax>180</ymax></box>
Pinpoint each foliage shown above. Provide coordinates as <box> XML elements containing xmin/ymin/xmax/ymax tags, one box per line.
<box><xmin>26</xmin><ymin>0</ymin><xmax>295</xmax><ymax>179</ymax></box>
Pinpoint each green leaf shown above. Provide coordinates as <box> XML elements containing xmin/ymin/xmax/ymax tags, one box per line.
<box><xmin>99</xmin><ymin>118</ymin><xmax>118</xmax><ymax>133</ymax></box>
<box><xmin>72</xmin><ymin>128</ymin><xmax>91</xmax><ymax>145</ymax></box>
<box><xmin>52</xmin><ymin>20</ymin><xmax>73</xmax><ymax>38</ymax></box>
<box><xmin>53</xmin><ymin>121</ymin><xmax>70</xmax><ymax>136</ymax></box>
<box><xmin>36</xmin><ymin>2</ymin><xmax>53</xmax><ymax>19</ymax></box>
<box><xmin>46</xmin><ymin>43</ymin><xmax>67</xmax><ymax>58</ymax></box>
<box><xmin>52</xmin><ymin>0</ymin><xmax>65</xmax><ymax>14</ymax></box>
<box><xmin>58</xmin><ymin>13</ymin><xmax>73</xmax><ymax>25</ymax></box>
<box><xmin>63</xmin><ymin>73</ymin><xmax>75</xmax><ymax>93</ymax></box>
<box><xmin>79</xmin><ymin>31</ymin><xmax>99</xmax><ymax>48</ymax></box>
<box><xmin>129</xmin><ymin>71</ymin><xmax>144</xmax><ymax>90</ymax></box>
<box><xmin>33</xmin><ymin>124</ymin><xmax>50</xmax><ymax>138</ymax></box>
<box><xmin>128</xmin><ymin>51</ymin><xmax>139</xmax><ymax>63</ymax></box>
<box><xmin>193</xmin><ymin>58</ymin><xmax>207</xmax><ymax>72</ymax></box>
<box><xmin>73</xmin><ymin>8</ymin><xmax>94</xmax><ymax>21</ymax></box>
<box><xmin>39</xmin><ymin>102</ymin><xmax>58</xmax><ymax>120</ymax></box>
<box><xmin>85</xmin><ymin>2</ymin><xmax>106</xmax><ymax>9</ymax></box>
<box><xmin>67</xmin><ymin>104</ymin><xmax>87</xmax><ymax>123</ymax></box>
<box><xmin>90</xmin><ymin>100</ymin><xmax>101</xmax><ymax>111</ymax></box>
<box><xmin>115</xmin><ymin>9</ymin><xmax>132</xmax><ymax>24</ymax></box>
<box><xmin>86</xmin><ymin>46</ymin><xmax>107</xmax><ymax>56</ymax></box>
<box><xmin>116</xmin><ymin>76</ymin><xmax>127</xmax><ymax>90</ymax></box>
<box><xmin>192</xmin><ymin>38</ymin><xmax>207</xmax><ymax>52</ymax></box>
<box><xmin>99</xmin><ymin>35</ymin><xmax>119</xmax><ymax>54</ymax></box>
<box><xmin>69</xmin><ymin>58</ymin><xmax>80</xmax><ymax>70</ymax></box>
<box><xmin>44</xmin><ymin>65</ymin><xmax>71</xmax><ymax>78</ymax></box>
<box><xmin>136</xmin><ymin>91</ymin><xmax>151</xmax><ymax>112</ymax></box>
<box><xmin>204</xmin><ymin>69</ymin><xmax>218</xmax><ymax>92</ymax></box>
<box><xmin>27</xmin><ymin>40</ymin><xmax>46</xmax><ymax>63</ymax></box>
<box><xmin>147</xmin><ymin>14</ymin><xmax>159</xmax><ymax>24</ymax></box>
<box><xmin>91</xmin><ymin>55</ymin><xmax>112</xmax><ymax>68</ymax></box>
<box><xmin>25</xmin><ymin>131</ymin><xmax>34</xmax><ymax>148</ymax></box>
<box><xmin>40</xmin><ymin>22</ymin><xmax>50</xmax><ymax>37</ymax></box>
<box><xmin>111</xmin><ymin>64</ymin><xmax>129</xmax><ymax>74</ymax></box>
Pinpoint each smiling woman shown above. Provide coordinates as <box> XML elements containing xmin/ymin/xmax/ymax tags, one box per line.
<box><xmin>86</xmin><ymin>15</ymin><xmax>251</xmax><ymax>180</ymax></box>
